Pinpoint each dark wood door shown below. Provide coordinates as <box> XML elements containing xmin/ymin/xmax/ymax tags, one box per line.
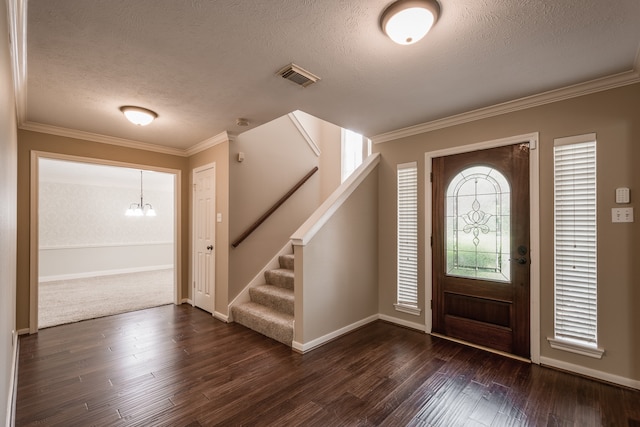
<box><xmin>432</xmin><ymin>143</ymin><xmax>530</xmax><ymax>358</ymax></box>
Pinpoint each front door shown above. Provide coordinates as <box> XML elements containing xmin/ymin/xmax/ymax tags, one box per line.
<box><xmin>432</xmin><ymin>143</ymin><xmax>530</xmax><ymax>358</ymax></box>
<box><xmin>193</xmin><ymin>164</ymin><xmax>216</xmax><ymax>313</ymax></box>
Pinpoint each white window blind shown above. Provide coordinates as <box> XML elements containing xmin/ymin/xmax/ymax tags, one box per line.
<box><xmin>397</xmin><ymin>163</ymin><xmax>418</xmax><ymax>308</ymax></box>
<box><xmin>553</xmin><ymin>136</ymin><xmax>597</xmax><ymax>345</ymax></box>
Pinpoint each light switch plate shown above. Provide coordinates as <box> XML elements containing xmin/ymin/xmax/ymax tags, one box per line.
<box><xmin>615</xmin><ymin>187</ymin><xmax>630</xmax><ymax>204</ymax></box>
<box><xmin>612</xmin><ymin>207</ymin><xmax>634</xmax><ymax>223</ymax></box>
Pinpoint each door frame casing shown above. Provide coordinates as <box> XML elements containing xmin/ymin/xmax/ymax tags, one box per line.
<box><xmin>191</xmin><ymin>162</ymin><xmax>216</xmax><ymax>314</ymax></box>
<box><xmin>424</xmin><ymin>132</ymin><xmax>540</xmax><ymax>363</ymax></box>
<box><xmin>29</xmin><ymin>151</ymin><xmax>182</xmax><ymax>334</ymax></box>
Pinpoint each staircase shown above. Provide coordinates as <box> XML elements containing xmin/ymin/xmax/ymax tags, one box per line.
<box><xmin>231</xmin><ymin>254</ymin><xmax>294</xmax><ymax>346</ymax></box>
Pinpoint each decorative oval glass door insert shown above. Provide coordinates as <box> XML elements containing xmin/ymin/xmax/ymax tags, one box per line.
<box><xmin>446</xmin><ymin>165</ymin><xmax>510</xmax><ymax>282</ymax></box>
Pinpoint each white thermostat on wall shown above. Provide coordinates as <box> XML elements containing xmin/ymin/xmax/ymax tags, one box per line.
<box><xmin>615</xmin><ymin>187</ymin><xmax>630</xmax><ymax>204</ymax></box>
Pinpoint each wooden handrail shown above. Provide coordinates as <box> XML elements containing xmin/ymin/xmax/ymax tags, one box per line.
<box><xmin>232</xmin><ymin>166</ymin><xmax>319</xmax><ymax>248</ymax></box>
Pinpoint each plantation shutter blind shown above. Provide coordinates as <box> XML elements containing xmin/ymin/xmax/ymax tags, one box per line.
<box><xmin>553</xmin><ymin>136</ymin><xmax>597</xmax><ymax>345</ymax></box>
<box><xmin>397</xmin><ymin>163</ymin><xmax>418</xmax><ymax>307</ymax></box>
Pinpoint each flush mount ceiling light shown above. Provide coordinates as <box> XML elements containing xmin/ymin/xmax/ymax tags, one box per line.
<box><xmin>120</xmin><ymin>106</ymin><xmax>158</xmax><ymax>126</ymax></box>
<box><xmin>381</xmin><ymin>0</ymin><xmax>440</xmax><ymax>45</ymax></box>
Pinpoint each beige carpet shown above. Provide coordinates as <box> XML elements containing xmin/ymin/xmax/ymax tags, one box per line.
<box><xmin>39</xmin><ymin>269</ymin><xmax>174</xmax><ymax>328</ymax></box>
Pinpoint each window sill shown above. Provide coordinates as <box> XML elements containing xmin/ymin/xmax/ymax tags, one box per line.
<box><xmin>547</xmin><ymin>337</ymin><xmax>604</xmax><ymax>359</ymax></box>
<box><xmin>394</xmin><ymin>303</ymin><xmax>421</xmax><ymax>316</ymax></box>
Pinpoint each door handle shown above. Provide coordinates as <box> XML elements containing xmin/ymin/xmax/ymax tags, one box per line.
<box><xmin>510</xmin><ymin>257</ymin><xmax>527</xmax><ymax>265</ymax></box>
<box><xmin>206</xmin><ymin>245</ymin><xmax>213</xmax><ymax>251</ymax></box>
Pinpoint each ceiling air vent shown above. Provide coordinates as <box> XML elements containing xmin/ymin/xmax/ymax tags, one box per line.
<box><xmin>277</xmin><ymin>63</ymin><xmax>320</xmax><ymax>88</ymax></box>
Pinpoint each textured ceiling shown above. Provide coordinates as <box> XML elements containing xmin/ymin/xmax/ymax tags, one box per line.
<box><xmin>23</xmin><ymin>0</ymin><xmax>640</xmax><ymax>151</ymax></box>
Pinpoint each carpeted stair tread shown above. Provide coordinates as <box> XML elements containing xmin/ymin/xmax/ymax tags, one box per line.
<box><xmin>232</xmin><ymin>302</ymin><xmax>293</xmax><ymax>346</ymax></box>
<box><xmin>265</xmin><ymin>269</ymin><xmax>294</xmax><ymax>290</ymax></box>
<box><xmin>231</xmin><ymin>251</ymin><xmax>295</xmax><ymax>346</ymax></box>
<box><xmin>279</xmin><ymin>254</ymin><xmax>295</xmax><ymax>270</ymax></box>
<box><xmin>250</xmin><ymin>285</ymin><xmax>294</xmax><ymax>315</ymax></box>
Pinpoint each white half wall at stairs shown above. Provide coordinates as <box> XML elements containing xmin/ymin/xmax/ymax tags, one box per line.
<box><xmin>292</xmin><ymin>153</ymin><xmax>380</xmax><ymax>245</ymax></box>
<box><xmin>292</xmin><ymin>153</ymin><xmax>380</xmax><ymax>350</ymax></box>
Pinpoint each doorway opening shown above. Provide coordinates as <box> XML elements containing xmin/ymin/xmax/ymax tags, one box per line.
<box><xmin>31</xmin><ymin>153</ymin><xmax>181</xmax><ymax>331</ymax></box>
<box><xmin>431</xmin><ymin>144</ymin><xmax>530</xmax><ymax>358</ymax></box>
<box><xmin>192</xmin><ymin>163</ymin><xmax>216</xmax><ymax>314</ymax></box>
<box><xmin>424</xmin><ymin>133</ymin><xmax>540</xmax><ymax>362</ymax></box>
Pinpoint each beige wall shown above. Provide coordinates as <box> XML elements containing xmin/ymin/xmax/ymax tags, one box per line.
<box><xmin>16</xmin><ymin>130</ymin><xmax>190</xmax><ymax>330</ymax></box>
<box><xmin>228</xmin><ymin>115</ymin><xmax>322</xmax><ymax>302</ymax></box>
<box><xmin>295</xmin><ymin>168</ymin><xmax>379</xmax><ymax>344</ymax></box>
<box><xmin>375</xmin><ymin>83</ymin><xmax>640</xmax><ymax>381</ymax></box>
<box><xmin>0</xmin><ymin>1</ymin><xmax>18</xmax><ymax>423</ymax></box>
<box><xmin>188</xmin><ymin>141</ymin><xmax>230</xmax><ymax>315</ymax></box>
<box><xmin>15</xmin><ymin>111</ymin><xmax>337</xmax><ymax>326</ymax></box>
<box><xmin>292</xmin><ymin>110</ymin><xmax>343</xmax><ymax>200</ymax></box>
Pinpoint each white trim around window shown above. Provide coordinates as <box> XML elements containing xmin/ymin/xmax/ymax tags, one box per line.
<box><xmin>396</xmin><ymin>162</ymin><xmax>420</xmax><ymax>315</ymax></box>
<box><xmin>549</xmin><ymin>133</ymin><xmax>603</xmax><ymax>359</ymax></box>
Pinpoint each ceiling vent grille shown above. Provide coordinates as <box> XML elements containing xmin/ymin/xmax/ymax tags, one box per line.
<box><xmin>277</xmin><ymin>63</ymin><xmax>320</xmax><ymax>88</ymax></box>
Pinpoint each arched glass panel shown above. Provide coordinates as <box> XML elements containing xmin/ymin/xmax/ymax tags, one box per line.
<box><xmin>446</xmin><ymin>166</ymin><xmax>510</xmax><ymax>282</ymax></box>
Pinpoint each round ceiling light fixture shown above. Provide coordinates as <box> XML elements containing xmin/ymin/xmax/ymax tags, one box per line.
<box><xmin>120</xmin><ymin>106</ymin><xmax>158</xmax><ymax>126</ymax></box>
<box><xmin>380</xmin><ymin>0</ymin><xmax>440</xmax><ymax>45</ymax></box>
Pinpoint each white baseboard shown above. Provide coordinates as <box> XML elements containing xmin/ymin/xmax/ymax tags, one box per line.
<box><xmin>292</xmin><ymin>314</ymin><xmax>379</xmax><ymax>353</ymax></box>
<box><xmin>6</xmin><ymin>330</ymin><xmax>18</xmax><ymax>427</ymax></box>
<box><xmin>539</xmin><ymin>356</ymin><xmax>640</xmax><ymax>390</ymax></box>
<box><xmin>39</xmin><ymin>264</ymin><xmax>174</xmax><ymax>282</ymax></box>
<box><xmin>16</xmin><ymin>328</ymin><xmax>29</xmax><ymax>336</ymax></box>
<box><xmin>378</xmin><ymin>313</ymin><xmax>427</xmax><ymax>332</ymax></box>
<box><xmin>214</xmin><ymin>311</ymin><xmax>229</xmax><ymax>323</ymax></box>
<box><xmin>181</xmin><ymin>298</ymin><xmax>193</xmax><ymax>305</ymax></box>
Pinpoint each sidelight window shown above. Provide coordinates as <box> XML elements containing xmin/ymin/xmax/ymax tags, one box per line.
<box><xmin>396</xmin><ymin>162</ymin><xmax>419</xmax><ymax>313</ymax></box>
<box><xmin>549</xmin><ymin>134</ymin><xmax>603</xmax><ymax>358</ymax></box>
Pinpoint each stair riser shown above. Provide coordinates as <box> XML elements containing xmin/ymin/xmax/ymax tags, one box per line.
<box><xmin>231</xmin><ymin>306</ymin><xmax>293</xmax><ymax>346</ymax></box>
<box><xmin>249</xmin><ymin>288</ymin><xmax>294</xmax><ymax>315</ymax></box>
<box><xmin>279</xmin><ymin>254</ymin><xmax>295</xmax><ymax>270</ymax></box>
<box><xmin>265</xmin><ymin>270</ymin><xmax>294</xmax><ymax>290</ymax></box>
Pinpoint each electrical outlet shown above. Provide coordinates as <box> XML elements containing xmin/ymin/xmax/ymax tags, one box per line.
<box><xmin>612</xmin><ymin>207</ymin><xmax>634</xmax><ymax>223</ymax></box>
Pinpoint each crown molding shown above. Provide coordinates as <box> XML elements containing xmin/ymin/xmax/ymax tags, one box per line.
<box><xmin>20</xmin><ymin>121</ymin><xmax>189</xmax><ymax>156</ymax></box>
<box><xmin>372</xmin><ymin>69</ymin><xmax>640</xmax><ymax>144</ymax></box>
<box><xmin>7</xmin><ymin>0</ymin><xmax>233</xmax><ymax>159</ymax></box>
<box><xmin>20</xmin><ymin>120</ymin><xmax>234</xmax><ymax>157</ymax></box>
<box><xmin>7</xmin><ymin>0</ymin><xmax>27</xmax><ymax>124</ymax></box>
<box><xmin>10</xmin><ymin>0</ymin><xmax>640</xmax><ymax>154</ymax></box>
<box><xmin>184</xmin><ymin>131</ymin><xmax>232</xmax><ymax>156</ymax></box>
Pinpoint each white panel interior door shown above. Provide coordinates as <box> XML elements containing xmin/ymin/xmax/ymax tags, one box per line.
<box><xmin>193</xmin><ymin>164</ymin><xmax>215</xmax><ymax>313</ymax></box>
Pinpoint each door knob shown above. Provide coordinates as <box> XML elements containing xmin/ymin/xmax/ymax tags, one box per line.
<box><xmin>510</xmin><ymin>257</ymin><xmax>527</xmax><ymax>265</ymax></box>
<box><xmin>207</xmin><ymin>245</ymin><xmax>213</xmax><ymax>251</ymax></box>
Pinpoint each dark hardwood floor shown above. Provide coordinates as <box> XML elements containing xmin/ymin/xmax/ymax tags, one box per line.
<box><xmin>15</xmin><ymin>304</ymin><xmax>640</xmax><ymax>426</ymax></box>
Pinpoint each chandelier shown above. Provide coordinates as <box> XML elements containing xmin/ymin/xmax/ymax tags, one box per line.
<box><xmin>125</xmin><ymin>170</ymin><xmax>156</xmax><ymax>217</ymax></box>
